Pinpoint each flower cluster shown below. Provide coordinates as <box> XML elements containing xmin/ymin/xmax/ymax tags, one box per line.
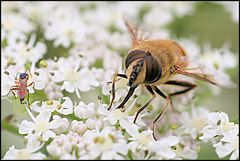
<box><xmin>200</xmin><ymin>112</ymin><xmax>239</xmax><ymax>160</ymax></box>
<box><xmin>1</xmin><ymin>1</ymin><xmax>238</xmax><ymax>160</ymax></box>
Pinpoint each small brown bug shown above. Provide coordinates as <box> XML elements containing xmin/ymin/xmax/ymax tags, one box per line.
<box><xmin>4</xmin><ymin>72</ymin><xmax>34</xmax><ymax>106</ymax></box>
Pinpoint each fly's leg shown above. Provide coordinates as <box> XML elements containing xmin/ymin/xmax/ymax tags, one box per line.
<box><xmin>151</xmin><ymin>86</ymin><xmax>170</xmax><ymax>141</ymax></box>
<box><xmin>133</xmin><ymin>85</ymin><xmax>155</xmax><ymax>123</ymax></box>
<box><xmin>107</xmin><ymin>73</ymin><xmax>127</xmax><ymax>110</ymax></box>
<box><xmin>164</xmin><ymin>80</ymin><xmax>197</xmax><ymax>112</ymax></box>
<box><xmin>115</xmin><ymin>84</ymin><xmax>138</xmax><ymax>111</ymax></box>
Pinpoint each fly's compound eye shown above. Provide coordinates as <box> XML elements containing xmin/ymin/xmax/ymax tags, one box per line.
<box><xmin>144</xmin><ymin>52</ymin><xmax>162</xmax><ymax>83</ymax></box>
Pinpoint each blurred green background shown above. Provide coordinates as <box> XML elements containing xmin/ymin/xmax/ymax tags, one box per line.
<box><xmin>1</xmin><ymin>2</ymin><xmax>239</xmax><ymax>159</ymax></box>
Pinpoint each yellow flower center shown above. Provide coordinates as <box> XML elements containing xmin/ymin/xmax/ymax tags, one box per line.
<box><xmin>35</xmin><ymin>121</ymin><xmax>49</xmax><ymax>132</ymax></box>
<box><xmin>65</xmin><ymin>70</ymin><xmax>80</xmax><ymax>82</ymax></box>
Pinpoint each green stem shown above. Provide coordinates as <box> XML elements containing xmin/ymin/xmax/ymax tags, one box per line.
<box><xmin>1</xmin><ymin>120</ymin><xmax>21</xmax><ymax>136</ymax></box>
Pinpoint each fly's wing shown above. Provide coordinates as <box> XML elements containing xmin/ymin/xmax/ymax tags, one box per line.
<box><xmin>175</xmin><ymin>68</ymin><xmax>218</xmax><ymax>85</ymax></box>
<box><xmin>123</xmin><ymin>17</ymin><xmax>149</xmax><ymax>48</ymax></box>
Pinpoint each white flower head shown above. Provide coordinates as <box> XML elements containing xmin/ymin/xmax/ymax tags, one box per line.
<box><xmin>31</xmin><ymin>97</ymin><xmax>74</xmax><ymax>115</ymax></box>
<box><xmin>2</xmin><ymin>12</ymin><xmax>35</xmax><ymax>44</ymax></box>
<box><xmin>53</xmin><ymin>56</ymin><xmax>99</xmax><ymax>98</ymax></box>
<box><xmin>199</xmin><ymin>45</ymin><xmax>237</xmax><ymax>88</ymax></box>
<box><xmin>200</xmin><ymin>111</ymin><xmax>236</xmax><ymax>142</ymax></box>
<box><xmin>3</xmin><ymin>145</ymin><xmax>45</xmax><ymax>160</ymax></box>
<box><xmin>213</xmin><ymin>124</ymin><xmax>239</xmax><ymax>159</ymax></box>
<box><xmin>4</xmin><ymin>34</ymin><xmax>46</xmax><ymax>68</ymax></box>
<box><xmin>179</xmin><ymin>107</ymin><xmax>210</xmax><ymax>139</ymax></box>
<box><xmin>44</xmin><ymin>5</ymin><xmax>87</xmax><ymax>48</ymax></box>
<box><xmin>149</xmin><ymin>135</ymin><xmax>179</xmax><ymax>159</ymax></box>
<box><xmin>46</xmin><ymin>134</ymin><xmax>74</xmax><ymax>158</ymax></box>
<box><xmin>4</xmin><ymin>130</ymin><xmax>45</xmax><ymax>159</ymax></box>
<box><xmin>19</xmin><ymin>110</ymin><xmax>59</xmax><ymax>141</ymax></box>
<box><xmin>82</xmin><ymin>126</ymin><xmax>128</xmax><ymax>159</ymax></box>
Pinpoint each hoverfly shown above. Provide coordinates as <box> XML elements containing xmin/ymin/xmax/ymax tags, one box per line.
<box><xmin>108</xmin><ymin>19</ymin><xmax>217</xmax><ymax>140</ymax></box>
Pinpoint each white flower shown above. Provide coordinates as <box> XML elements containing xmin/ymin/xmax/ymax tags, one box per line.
<box><xmin>1</xmin><ymin>67</ymin><xmax>16</xmax><ymax>96</ymax></box>
<box><xmin>82</xmin><ymin>127</ymin><xmax>128</xmax><ymax>159</ymax></box>
<box><xmin>53</xmin><ymin>56</ymin><xmax>99</xmax><ymax>98</ymax></box>
<box><xmin>74</xmin><ymin>102</ymin><xmax>95</xmax><ymax>119</ymax></box>
<box><xmin>99</xmin><ymin>106</ymin><xmax>128</xmax><ymax>126</ymax></box>
<box><xmin>103</xmin><ymin>51</ymin><xmax>122</xmax><ymax>71</ymax></box>
<box><xmin>178</xmin><ymin>107</ymin><xmax>210</xmax><ymax>139</ymax></box>
<box><xmin>199</xmin><ymin>45</ymin><xmax>237</xmax><ymax>89</ymax></box>
<box><xmin>44</xmin><ymin>5</ymin><xmax>86</xmax><ymax>48</ymax></box>
<box><xmin>60</xmin><ymin>153</ymin><xmax>76</xmax><ymax>160</ymax></box>
<box><xmin>149</xmin><ymin>135</ymin><xmax>179</xmax><ymax>159</ymax></box>
<box><xmin>213</xmin><ymin>124</ymin><xmax>239</xmax><ymax>159</ymax></box>
<box><xmin>98</xmin><ymin>97</ymin><xmax>146</xmax><ymax>128</ymax></box>
<box><xmin>86</xmin><ymin>118</ymin><xmax>103</xmax><ymax>130</ymax></box>
<box><xmin>216</xmin><ymin>1</ymin><xmax>239</xmax><ymax>23</ymax></box>
<box><xmin>19</xmin><ymin>110</ymin><xmax>59</xmax><ymax>141</ymax></box>
<box><xmin>19</xmin><ymin>2</ymin><xmax>56</xmax><ymax>24</ymax></box>
<box><xmin>123</xmin><ymin>121</ymin><xmax>155</xmax><ymax>151</ymax></box>
<box><xmin>101</xmin><ymin>70</ymin><xmax>115</xmax><ymax>95</ymax></box>
<box><xmin>44</xmin><ymin>81</ymin><xmax>63</xmax><ymax>99</ymax></box>
<box><xmin>56</xmin><ymin>97</ymin><xmax>74</xmax><ymax>115</ymax></box>
<box><xmin>144</xmin><ymin>6</ymin><xmax>173</xmax><ymax>28</ymax></box>
<box><xmin>46</xmin><ymin>134</ymin><xmax>74</xmax><ymax>158</ymax></box>
<box><xmin>178</xmin><ymin>38</ymin><xmax>201</xmax><ymax>67</ymax></box>
<box><xmin>3</xmin><ymin>134</ymin><xmax>45</xmax><ymax>159</ymax></box>
<box><xmin>26</xmin><ymin>63</ymin><xmax>50</xmax><ymax>91</ymax></box>
<box><xmin>1</xmin><ymin>12</ymin><xmax>35</xmax><ymax>44</ymax></box>
<box><xmin>71</xmin><ymin>120</ymin><xmax>87</xmax><ymax>135</ymax></box>
<box><xmin>4</xmin><ymin>34</ymin><xmax>46</xmax><ymax>68</ymax></box>
<box><xmin>3</xmin><ymin>145</ymin><xmax>45</xmax><ymax>160</ymax></box>
<box><xmin>31</xmin><ymin>97</ymin><xmax>74</xmax><ymax>115</ymax></box>
<box><xmin>200</xmin><ymin>112</ymin><xmax>236</xmax><ymax>142</ymax></box>
<box><xmin>172</xmin><ymin>136</ymin><xmax>198</xmax><ymax>159</ymax></box>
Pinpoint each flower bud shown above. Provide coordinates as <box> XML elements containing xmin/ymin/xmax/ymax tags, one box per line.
<box><xmin>74</xmin><ymin>102</ymin><xmax>95</xmax><ymax>119</ymax></box>
<box><xmin>71</xmin><ymin>120</ymin><xmax>87</xmax><ymax>134</ymax></box>
<box><xmin>52</xmin><ymin>115</ymin><xmax>69</xmax><ymax>134</ymax></box>
<box><xmin>86</xmin><ymin>118</ymin><xmax>102</xmax><ymax>130</ymax></box>
<box><xmin>39</xmin><ymin>60</ymin><xmax>48</xmax><ymax>68</ymax></box>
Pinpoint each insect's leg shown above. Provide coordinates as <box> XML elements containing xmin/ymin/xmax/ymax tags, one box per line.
<box><xmin>27</xmin><ymin>89</ymin><xmax>30</xmax><ymax>108</ymax></box>
<box><xmin>115</xmin><ymin>84</ymin><xmax>138</xmax><ymax>110</ymax></box>
<box><xmin>133</xmin><ymin>85</ymin><xmax>156</xmax><ymax>123</ymax></box>
<box><xmin>2</xmin><ymin>86</ymin><xmax>19</xmax><ymax>97</ymax></box>
<box><xmin>165</xmin><ymin>80</ymin><xmax>197</xmax><ymax>96</ymax></box>
<box><xmin>152</xmin><ymin>86</ymin><xmax>170</xmax><ymax>141</ymax></box>
<box><xmin>11</xmin><ymin>90</ymin><xmax>17</xmax><ymax>99</ymax></box>
<box><xmin>107</xmin><ymin>73</ymin><xmax>127</xmax><ymax>110</ymax></box>
<box><xmin>27</xmin><ymin>82</ymin><xmax>35</xmax><ymax>91</ymax></box>
<box><xmin>164</xmin><ymin>80</ymin><xmax>197</xmax><ymax>111</ymax></box>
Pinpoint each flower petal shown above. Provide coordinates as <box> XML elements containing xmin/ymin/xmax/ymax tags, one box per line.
<box><xmin>35</xmin><ymin>111</ymin><xmax>51</xmax><ymax>122</ymax></box>
<box><xmin>19</xmin><ymin>120</ymin><xmax>35</xmax><ymax>134</ymax></box>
